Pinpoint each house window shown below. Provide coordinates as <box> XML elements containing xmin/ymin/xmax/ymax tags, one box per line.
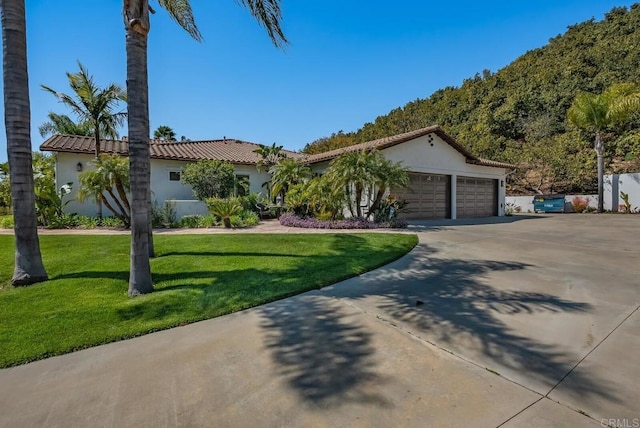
<box><xmin>169</xmin><ymin>171</ymin><xmax>181</xmax><ymax>181</ymax></box>
<box><xmin>235</xmin><ymin>175</ymin><xmax>250</xmax><ymax>197</ymax></box>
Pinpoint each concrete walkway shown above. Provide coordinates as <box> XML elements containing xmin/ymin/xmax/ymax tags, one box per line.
<box><xmin>0</xmin><ymin>215</ymin><xmax>638</xmax><ymax>427</ymax></box>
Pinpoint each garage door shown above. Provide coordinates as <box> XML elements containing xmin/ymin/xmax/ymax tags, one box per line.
<box><xmin>456</xmin><ymin>177</ymin><xmax>498</xmax><ymax>218</ymax></box>
<box><xmin>391</xmin><ymin>173</ymin><xmax>450</xmax><ymax>219</ymax></box>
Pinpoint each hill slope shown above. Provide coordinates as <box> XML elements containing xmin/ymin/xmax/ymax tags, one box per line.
<box><xmin>303</xmin><ymin>5</ymin><xmax>640</xmax><ymax>194</ymax></box>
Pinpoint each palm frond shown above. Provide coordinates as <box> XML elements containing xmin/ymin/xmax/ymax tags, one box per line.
<box><xmin>156</xmin><ymin>0</ymin><xmax>203</xmax><ymax>41</ymax></box>
<box><xmin>235</xmin><ymin>0</ymin><xmax>288</xmax><ymax>48</ymax></box>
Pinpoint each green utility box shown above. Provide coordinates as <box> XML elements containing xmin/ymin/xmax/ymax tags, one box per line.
<box><xmin>533</xmin><ymin>195</ymin><xmax>566</xmax><ymax>213</ymax></box>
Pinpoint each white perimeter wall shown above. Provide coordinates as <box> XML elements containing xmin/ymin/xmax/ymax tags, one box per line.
<box><xmin>506</xmin><ymin>172</ymin><xmax>640</xmax><ymax>213</ymax></box>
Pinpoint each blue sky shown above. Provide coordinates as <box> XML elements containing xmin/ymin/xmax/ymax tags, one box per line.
<box><xmin>0</xmin><ymin>0</ymin><xmax>635</xmax><ymax>162</ymax></box>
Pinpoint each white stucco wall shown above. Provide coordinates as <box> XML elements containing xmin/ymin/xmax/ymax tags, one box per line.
<box><xmin>605</xmin><ymin>172</ymin><xmax>640</xmax><ymax>211</ymax></box>
<box><xmin>54</xmin><ymin>153</ymin><xmax>271</xmax><ymax>217</ymax></box>
<box><xmin>56</xmin><ymin>153</ymin><xmax>100</xmax><ymax>217</ymax></box>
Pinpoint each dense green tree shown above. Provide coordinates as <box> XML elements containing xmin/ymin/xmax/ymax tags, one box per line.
<box><xmin>568</xmin><ymin>83</ymin><xmax>640</xmax><ymax>212</ymax></box>
<box><xmin>302</xmin><ymin>5</ymin><xmax>640</xmax><ymax>195</ymax></box>
<box><xmin>1</xmin><ymin>0</ymin><xmax>48</xmax><ymax>285</ymax></box>
<box><xmin>41</xmin><ymin>62</ymin><xmax>127</xmax><ymax>158</ymax></box>
<box><xmin>38</xmin><ymin>112</ymin><xmax>93</xmax><ymax>138</ymax></box>
<box><xmin>180</xmin><ymin>160</ymin><xmax>235</xmax><ymax>200</ymax></box>
<box><xmin>153</xmin><ymin>125</ymin><xmax>176</xmax><ymax>141</ymax></box>
<box><xmin>124</xmin><ymin>0</ymin><xmax>287</xmax><ymax>296</ymax></box>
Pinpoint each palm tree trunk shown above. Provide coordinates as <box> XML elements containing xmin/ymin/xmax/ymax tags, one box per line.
<box><xmin>595</xmin><ymin>132</ymin><xmax>604</xmax><ymax>213</ymax></box>
<box><xmin>125</xmin><ymin>0</ymin><xmax>153</xmax><ymax>296</ymax></box>
<box><xmin>2</xmin><ymin>0</ymin><xmax>48</xmax><ymax>286</ymax></box>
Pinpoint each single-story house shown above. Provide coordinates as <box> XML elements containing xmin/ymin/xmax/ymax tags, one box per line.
<box><xmin>40</xmin><ymin>125</ymin><xmax>513</xmax><ymax>220</ymax></box>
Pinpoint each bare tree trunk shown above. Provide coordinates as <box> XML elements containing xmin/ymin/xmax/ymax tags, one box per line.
<box><xmin>2</xmin><ymin>0</ymin><xmax>48</xmax><ymax>286</ymax></box>
<box><xmin>125</xmin><ymin>0</ymin><xmax>153</xmax><ymax>296</ymax></box>
<box><xmin>595</xmin><ymin>132</ymin><xmax>604</xmax><ymax>213</ymax></box>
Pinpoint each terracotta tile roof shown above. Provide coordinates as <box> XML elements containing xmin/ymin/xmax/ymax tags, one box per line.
<box><xmin>40</xmin><ymin>127</ymin><xmax>515</xmax><ymax>169</ymax></box>
<box><xmin>40</xmin><ymin>135</ymin><xmax>303</xmax><ymax>165</ymax></box>
<box><xmin>303</xmin><ymin>125</ymin><xmax>515</xmax><ymax>169</ymax></box>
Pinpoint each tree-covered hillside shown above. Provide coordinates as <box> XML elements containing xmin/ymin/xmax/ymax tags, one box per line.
<box><xmin>303</xmin><ymin>5</ymin><xmax>640</xmax><ymax>194</ymax></box>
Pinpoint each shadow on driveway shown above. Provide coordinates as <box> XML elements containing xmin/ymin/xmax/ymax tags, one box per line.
<box><xmin>259</xmin><ymin>241</ymin><xmax>620</xmax><ymax>408</ymax></box>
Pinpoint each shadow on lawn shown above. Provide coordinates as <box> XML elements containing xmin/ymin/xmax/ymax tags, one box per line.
<box><xmin>155</xmin><ymin>251</ymin><xmax>308</xmax><ymax>258</ymax></box>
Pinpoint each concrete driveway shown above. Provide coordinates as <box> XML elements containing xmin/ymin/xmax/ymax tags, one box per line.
<box><xmin>0</xmin><ymin>215</ymin><xmax>638</xmax><ymax>427</ymax></box>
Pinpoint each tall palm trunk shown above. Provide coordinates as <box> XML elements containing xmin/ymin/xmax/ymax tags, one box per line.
<box><xmin>595</xmin><ymin>132</ymin><xmax>604</xmax><ymax>213</ymax></box>
<box><xmin>125</xmin><ymin>0</ymin><xmax>153</xmax><ymax>296</ymax></box>
<box><xmin>2</xmin><ymin>0</ymin><xmax>48</xmax><ymax>285</ymax></box>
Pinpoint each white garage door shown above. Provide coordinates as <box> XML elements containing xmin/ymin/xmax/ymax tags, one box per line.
<box><xmin>392</xmin><ymin>173</ymin><xmax>450</xmax><ymax>219</ymax></box>
<box><xmin>456</xmin><ymin>177</ymin><xmax>498</xmax><ymax>218</ymax></box>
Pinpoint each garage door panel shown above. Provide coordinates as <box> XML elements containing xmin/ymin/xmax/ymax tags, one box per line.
<box><xmin>392</xmin><ymin>173</ymin><xmax>450</xmax><ymax>219</ymax></box>
<box><xmin>456</xmin><ymin>176</ymin><xmax>497</xmax><ymax>218</ymax></box>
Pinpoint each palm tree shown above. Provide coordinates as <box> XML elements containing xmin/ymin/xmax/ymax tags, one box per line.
<box><xmin>254</xmin><ymin>142</ymin><xmax>286</xmax><ymax>172</ymax></box>
<box><xmin>366</xmin><ymin>153</ymin><xmax>409</xmax><ymax>220</ymax></box>
<box><xmin>153</xmin><ymin>125</ymin><xmax>176</xmax><ymax>140</ymax></box>
<box><xmin>326</xmin><ymin>150</ymin><xmax>380</xmax><ymax>218</ymax></box>
<box><xmin>568</xmin><ymin>83</ymin><xmax>640</xmax><ymax>212</ymax></box>
<box><xmin>269</xmin><ymin>158</ymin><xmax>313</xmax><ymax>202</ymax></box>
<box><xmin>38</xmin><ymin>112</ymin><xmax>93</xmax><ymax>138</ymax></box>
<box><xmin>1</xmin><ymin>0</ymin><xmax>48</xmax><ymax>285</ymax></box>
<box><xmin>77</xmin><ymin>155</ymin><xmax>131</xmax><ymax>227</ymax></box>
<box><xmin>123</xmin><ymin>0</ymin><xmax>287</xmax><ymax>296</ymax></box>
<box><xmin>41</xmin><ymin>62</ymin><xmax>127</xmax><ymax>158</ymax></box>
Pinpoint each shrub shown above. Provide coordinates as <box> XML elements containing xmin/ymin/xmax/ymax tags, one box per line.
<box><xmin>505</xmin><ymin>202</ymin><xmax>521</xmax><ymax>216</ymax></box>
<box><xmin>46</xmin><ymin>214</ymin><xmax>78</xmax><ymax>229</ymax></box>
<box><xmin>228</xmin><ymin>209</ymin><xmax>259</xmax><ymax>228</ymax></box>
<box><xmin>100</xmin><ymin>216</ymin><xmax>125</xmax><ymax>228</ymax></box>
<box><xmin>206</xmin><ymin>197</ymin><xmax>243</xmax><ymax>228</ymax></box>
<box><xmin>619</xmin><ymin>191</ymin><xmax>637</xmax><ymax>213</ymax></box>
<box><xmin>279</xmin><ymin>213</ymin><xmax>380</xmax><ymax>229</ymax></box>
<box><xmin>181</xmin><ymin>215</ymin><xmax>202</xmax><ymax>228</ymax></box>
<box><xmin>197</xmin><ymin>214</ymin><xmax>218</xmax><ymax>228</ymax></box>
<box><xmin>77</xmin><ymin>216</ymin><xmax>99</xmax><ymax>229</ymax></box>
<box><xmin>371</xmin><ymin>196</ymin><xmax>406</xmax><ymax>223</ymax></box>
<box><xmin>0</xmin><ymin>215</ymin><xmax>14</xmax><ymax>229</ymax></box>
<box><xmin>152</xmin><ymin>200</ymin><xmax>178</xmax><ymax>228</ymax></box>
<box><xmin>571</xmin><ymin>196</ymin><xmax>590</xmax><ymax>213</ymax></box>
<box><xmin>239</xmin><ymin>210</ymin><xmax>259</xmax><ymax>227</ymax></box>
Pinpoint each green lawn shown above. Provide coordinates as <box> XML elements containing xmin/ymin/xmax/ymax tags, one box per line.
<box><xmin>0</xmin><ymin>233</ymin><xmax>417</xmax><ymax>367</ymax></box>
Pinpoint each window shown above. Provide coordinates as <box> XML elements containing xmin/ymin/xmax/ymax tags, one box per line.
<box><xmin>235</xmin><ymin>175</ymin><xmax>250</xmax><ymax>197</ymax></box>
<box><xmin>169</xmin><ymin>171</ymin><xmax>181</xmax><ymax>181</ymax></box>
